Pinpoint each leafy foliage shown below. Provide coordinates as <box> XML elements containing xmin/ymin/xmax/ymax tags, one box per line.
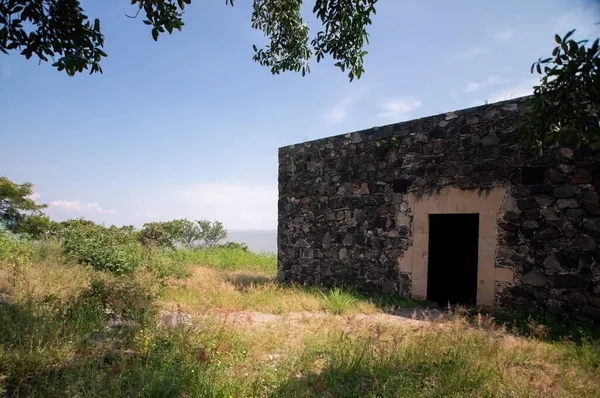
<box><xmin>61</xmin><ymin>223</ymin><xmax>144</xmax><ymax>274</ymax></box>
<box><xmin>1</xmin><ymin>0</ymin><xmax>377</xmax><ymax>80</ymax></box>
<box><xmin>0</xmin><ymin>176</ymin><xmax>46</xmax><ymax>233</ymax></box>
<box><xmin>521</xmin><ymin>30</ymin><xmax>600</xmax><ymax>155</ymax></box>
<box><xmin>192</xmin><ymin>219</ymin><xmax>227</xmax><ymax>248</ymax></box>
<box><xmin>138</xmin><ymin>220</ymin><xmax>179</xmax><ymax>248</ymax></box>
<box><xmin>0</xmin><ymin>0</ymin><xmax>106</xmax><ymax>75</ymax></box>
<box><xmin>0</xmin><ymin>229</ymin><xmax>33</xmax><ymax>288</ymax></box>
<box><xmin>139</xmin><ymin>219</ymin><xmax>227</xmax><ymax>249</ymax></box>
<box><xmin>216</xmin><ymin>241</ymin><xmax>249</xmax><ymax>252</ymax></box>
<box><xmin>251</xmin><ymin>0</ymin><xmax>377</xmax><ymax>80</ymax></box>
<box><xmin>0</xmin><ymin>229</ymin><xmax>32</xmax><ymax>263</ymax></box>
<box><xmin>15</xmin><ymin>214</ymin><xmax>52</xmax><ymax>239</ymax></box>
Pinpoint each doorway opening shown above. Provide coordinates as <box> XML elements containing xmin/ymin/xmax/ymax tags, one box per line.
<box><xmin>427</xmin><ymin>213</ymin><xmax>479</xmax><ymax>307</ymax></box>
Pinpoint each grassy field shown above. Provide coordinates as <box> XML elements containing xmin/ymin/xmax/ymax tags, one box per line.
<box><xmin>1</xmin><ymin>245</ymin><xmax>599</xmax><ymax>397</ymax></box>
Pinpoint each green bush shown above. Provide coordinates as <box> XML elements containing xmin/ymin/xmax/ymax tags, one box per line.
<box><xmin>139</xmin><ymin>219</ymin><xmax>228</xmax><ymax>249</ymax></box>
<box><xmin>216</xmin><ymin>241</ymin><xmax>249</xmax><ymax>251</ymax></box>
<box><xmin>57</xmin><ymin>223</ymin><xmax>189</xmax><ymax>278</ymax></box>
<box><xmin>61</xmin><ymin>223</ymin><xmax>144</xmax><ymax>274</ymax></box>
<box><xmin>141</xmin><ymin>247</ymin><xmax>190</xmax><ymax>279</ymax></box>
<box><xmin>0</xmin><ymin>229</ymin><xmax>33</xmax><ymax>267</ymax></box>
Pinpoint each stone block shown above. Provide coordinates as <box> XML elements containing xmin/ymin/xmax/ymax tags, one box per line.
<box><xmin>522</xmin><ymin>272</ymin><xmax>547</xmax><ymax>287</ymax></box>
<box><xmin>554</xmin><ymin>274</ymin><xmax>589</xmax><ymax>290</ymax></box>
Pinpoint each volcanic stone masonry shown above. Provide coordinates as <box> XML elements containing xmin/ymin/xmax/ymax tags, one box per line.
<box><xmin>277</xmin><ymin>96</ymin><xmax>600</xmax><ymax>320</ymax></box>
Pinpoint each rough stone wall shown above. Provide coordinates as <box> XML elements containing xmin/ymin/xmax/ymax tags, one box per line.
<box><xmin>278</xmin><ymin>97</ymin><xmax>600</xmax><ymax>319</ymax></box>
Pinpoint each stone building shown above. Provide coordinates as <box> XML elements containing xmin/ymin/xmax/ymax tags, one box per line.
<box><xmin>277</xmin><ymin>97</ymin><xmax>600</xmax><ymax>318</ymax></box>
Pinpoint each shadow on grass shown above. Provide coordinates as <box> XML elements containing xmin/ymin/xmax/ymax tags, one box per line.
<box><xmin>479</xmin><ymin>307</ymin><xmax>600</xmax><ymax>344</ymax></box>
<box><xmin>212</xmin><ymin>269</ymin><xmax>599</xmax><ymax>345</ymax></box>
<box><xmin>218</xmin><ymin>272</ymin><xmax>433</xmax><ymax>319</ymax></box>
<box><xmin>288</xmin><ymin>283</ymin><xmax>419</xmax><ymax>315</ymax></box>
<box><xmin>0</xmin><ymin>294</ymin><xmax>231</xmax><ymax>397</ymax></box>
<box><xmin>220</xmin><ymin>272</ymin><xmax>274</xmax><ymax>288</ymax></box>
<box><xmin>269</xmin><ymin>341</ymin><xmax>491</xmax><ymax>398</ymax></box>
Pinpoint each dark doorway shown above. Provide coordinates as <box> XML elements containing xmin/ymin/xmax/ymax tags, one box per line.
<box><xmin>427</xmin><ymin>213</ymin><xmax>479</xmax><ymax>307</ymax></box>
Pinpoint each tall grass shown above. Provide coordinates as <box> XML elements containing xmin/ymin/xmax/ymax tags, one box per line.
<box><xmin>162</xmin><ymin>267</ymin><xmax>413</xmax><ymax>316</ymax></box>
<box><xmin>167</xmin><ymin>247</ymin><xmax>277</xmax><ymax>274</ymax></box>
<box><xmin>321</xmin><ymin>287</ymin><xmax>359</xmax><ymax>314</ymax></box>
<box><xmin>1</xmin><ymin>240</ymin><xmax>599</xmax><ymax>397</ymax></box>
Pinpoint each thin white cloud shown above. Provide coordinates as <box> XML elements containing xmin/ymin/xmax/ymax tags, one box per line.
<box><xmin>49</xmin><ymin>200</ymin><xmax>115</xmax><ymax>214</ymax></box>
<box><xmin>487</xmin><ymin>82</ymin><xmax>535</xmax><ymax>103</ymax></box>
<box><xmin>377</xmin><ymin>97</ymin><xmax>422</xmax><ymax>121</ymax></box>
<box><xmin>174</xmin><ymin>182</ymin><xmax>277</xmax><ymax>230</ymax></box>
<box><xmin>465</xmin><ymin>75</ymin><xmax>507</xmax><ymax>93</ymax></box>
<box><xmin>471</xmin><ymin>78</ymin><xmax>539</xmax><ymax>106</ymax></box>
<box><xmin>324</xmin><ymin>98</ymin><xmax>353</xmax><ymax>123</ymax></box>
<box><xmin>493</xmin><ymin>29</ymin><xmax>514</xmax><ymax>41</ymax></box>
<box><xmin>465</xmin><ymin>82</ymin><xmax>481</xmax><ymax>92</ymax></box>
<box><xmin>27</xmin><ymin>192</ymin><xmax>41</xmax><ymax>202</ymax></box>
<box><xmin>451</xmin><ymin>46</ymin><xmax>488</xmax><ymax>61</ymax></box>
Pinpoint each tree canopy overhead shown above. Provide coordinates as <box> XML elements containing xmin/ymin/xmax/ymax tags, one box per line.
<box><xmin>0</xmin><ymin>0</ymin><xmax>377</xmax><ymax>80</ymax></box>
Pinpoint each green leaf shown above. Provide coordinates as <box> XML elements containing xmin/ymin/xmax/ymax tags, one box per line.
<box><xmin>151</xmin><ymin>28</ymin><xmax>158</xmax><ymax>41</ymax></box>
<box><xmin>563</xmin><ymin>29</ymin><xmax>576</xmax><ymax>42</ymax></box>
<box><xmin>555</xmin><ymin>34</ymin><xmax>561</xmax><ymax>44</ymax></box>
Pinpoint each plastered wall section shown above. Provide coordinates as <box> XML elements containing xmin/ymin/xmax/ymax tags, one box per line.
<box><xmin>398</xmin><ymin>186</ymin><xmax>514</xmax><ymax>307</ymax></box>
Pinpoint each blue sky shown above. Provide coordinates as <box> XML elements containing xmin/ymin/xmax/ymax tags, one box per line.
<box><xmin>1</xmin><ymin>0</ymin><xmax>599</xmax><ymax>230</ymax></box>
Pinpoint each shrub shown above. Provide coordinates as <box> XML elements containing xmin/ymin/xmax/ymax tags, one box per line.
<box><xmin>138</xmin><ymin>221</ymin><xmax>177</xmax><ymax>248</ymax></box>
<box><xmin>58</xmin><ymin>223</ymin><xmax>189</xmax><ymax>278</ymax></box>
<box><xmin>47</xmin><ymin>218</ymin><xmax>99</xmax><ymax>240</ymax></box>
<box><xmin>140</xmin><ymin>247</ymin><xmax>190</xmax><ymax>279</ymax></box>
<box><xmin>61</xmin><ymin>223</ymin><xmax>143</xmax><ymax>274</ymax></box>
<box><xmin>216</xmin><ymin>241</ymin><xmax>249</xmax><ymax>251</ymax></box>
<box><xmin>139</xmin><ymin>219</ymin><xmax>228</xmax><ymax>249</ymax></box>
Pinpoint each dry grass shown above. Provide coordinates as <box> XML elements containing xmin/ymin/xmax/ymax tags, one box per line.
<box><xmin>0</xmin><ymin>257</ymin><xmax>93</xmax><ymax>302</ymax></box>
<box><xmin>161</xmin><ymin>266</ymin><xmax>397</xmax><ymax>316</ymax></box>
<box><xmin>1</xmin><ymin>257</ymin><xmax>599</xmax><ymax>397</ymax></box>
<box><xmin>179</xmin><ymin>309</ymin><xmax>600</xmax><ymax>397</ymax></box>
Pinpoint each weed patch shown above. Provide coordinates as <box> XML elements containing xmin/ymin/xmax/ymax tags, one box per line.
<box><xmin>168</xmin><ymin>247</ymin><xmax>276</xmax><ymax>273</ymax></box>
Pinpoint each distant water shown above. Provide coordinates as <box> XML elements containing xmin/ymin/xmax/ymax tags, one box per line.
<box><xmin>226</xmin><ymin>230</ymin><xmax>277</xmax><ymax>253</ymax></box>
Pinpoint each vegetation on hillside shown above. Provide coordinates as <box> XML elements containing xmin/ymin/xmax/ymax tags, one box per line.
<box><xmin>0</xmin><ymin>174</ymin><xmax>269</xmax><ymax>279</ymax></box>
<box><xmin>1</xmin><ymin>238</ymin><xmax>599</xmax><ymax>397</ymax></box>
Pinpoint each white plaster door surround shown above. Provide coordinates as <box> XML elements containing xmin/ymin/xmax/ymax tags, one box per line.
<box><xmin>398</xmin><ymin>186</ymin><xmax>514</xmax><ymax>307</ymax></box>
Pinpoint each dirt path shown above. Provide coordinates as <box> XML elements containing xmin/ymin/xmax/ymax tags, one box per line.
<box><xmin>209</xmin><ymin>308</ymin><xmax>446</xmax><ymax>328</ymax></box>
